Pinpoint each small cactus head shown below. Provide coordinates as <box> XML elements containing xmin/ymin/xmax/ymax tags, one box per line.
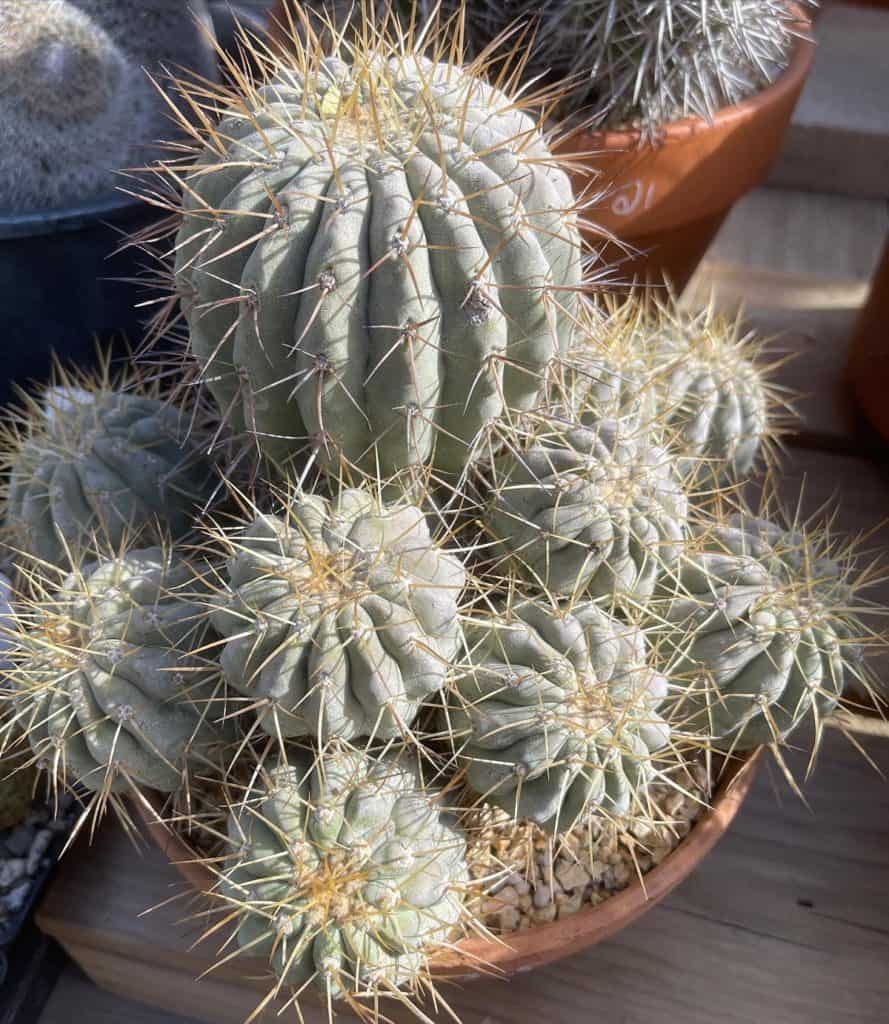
<box><xmin>557</xmin><ymin>292</ymin><xmax>787</xmax><ymax>492</ymax></box>
<box><xmin>655</xmin><ymin>501</ymin><xmax>885</xmax><ymax>768</ymax></box>
<box><xmin>472</xmin><ymin>407</ymin><xmax>689</xmax><ymax>606</ymax></box>
<box><xmin>0</xmin><ymin>354</ymin><xmax>216</xmax><ymax>570</ymax></box>
<box><xmin>204</xmin><ymin>743</ymin><xmax>470</xmax><ymax>1015</ymax></box>
<box><xmin>442</xmin><ymin>597</ymin><xmax>675</xmax><ymax>835</ymax></box>
<box><xmin>1</xmin><ymin>539</ymin><xmax>228</xmax><ymax>822</ymax></box>
<box><xmin>203</xmin><ymin>482</ymin><xmax>467</xmax><ymax>746</ymax></box>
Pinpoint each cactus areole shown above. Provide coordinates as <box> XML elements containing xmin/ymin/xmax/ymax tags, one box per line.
<box><xmin>172</xmin><ymin>46</ymin><xmax>581</xmax><ymax>479</ymax></box>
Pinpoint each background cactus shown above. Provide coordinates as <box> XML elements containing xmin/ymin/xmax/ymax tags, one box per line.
<box><xmin>654</xmin><ymin>515</ymin><xmax>868</xmax><ymax>752</ymax></box>
<box><xmin>424</xmin><ymin>0</ymin><xmax>807</xmax><ymax>134</ymax></box>
<box><xmin>218</xmin><ymin>746</ymin><xmax>467</xmax><ymax>1000</ymax></box>
<box><xmin>210</xmin><ymin>488</ymin><xmax>466</xmax><ymax>742</ymax></box>
<box><xmin>160</xmin><ymin>12</ymin><xmax>582</xmax><ymax>481</ymax></box>
<box><xmin>480</xmin><ymin>414</ymin><xmax>688</xmax><ymax>602</ymax></box>
<box><xmin>0</xmin><ymin>0</ymin><xmax>218</xmax><ymax>212</ymax></box>
<box><xmin>445</xmin><ymin>599</ymin><xmax>671</xmax><ymax>833</ymax></box>
<box><xmin>1</xmin><ymin>368</ymin><xmax>214</xmax><ymax>569</ymax></box>
<box><xmin>6</xmin><ymin>546</ymin><xmax>226</xmax><ymax>799</ymax></box>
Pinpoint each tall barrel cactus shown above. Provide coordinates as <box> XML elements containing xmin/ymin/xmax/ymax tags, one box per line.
<box><xmin>167</xmin><ymin>21</ymin><xmax>581</xmax><ymax>479</ymax></box>
<box><xmin>481</xmin><ymin>414</ymin><xmax>688</xmax><ymax>601</ymax></box>
<box><xmin>220</xmin><ymin>747</ymin><xmax>467</xmax><ymax>999</ymax></box>
<box><xmin>0</xmin><ymin>0</ymin><xmax>217</xmax><ymax>211</ymax></box>
<box><xmin>446</xmin><ymin>599</ymin><xmax>671</xmax><ymax>833</ymax></box>
<box><xmin>655</xmin><ymin>516</ymin><xmax>860</xmax><ymax>751</ymax></box>
<box><xmin>6</xmin><ymin>547</ymin><xmax>225</xmax><ymax>796</ymax></box>
<box><xmin>210</xmin><ymin>488</ymin><xmax>465</xmax><ymax>741</ymax></box>
<box><xmin>2</xmin><ymin>379</ymin><xmax>213</xmax><ymax>568</ymax></box>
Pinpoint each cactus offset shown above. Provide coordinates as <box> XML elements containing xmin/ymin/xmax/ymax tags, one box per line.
<box><xmin>5</xmin><ymin>546</ymin><xmax>226</xmax><ymax>803</ymax></box>
<box><xmin>152</xmin><ymin>7</ymin><xmax>582</xmax><ymax>482</ymax></box>
<box><xmin>479</xmin><ymin>412</ymin><xmax>688</xmax><ymax>602</ymax></box>
<box><xmin>218</xmin><ymin>745</ymin><xmax>467</xmax><ymax>1003</ymax></box>
<box><xmin>0</xmin><ymin>0</ymin><xmax>217</xmax><ymax>211</ymax></box>
<box><xmin>655</xmin><ymin>512</ymin><xmax>876</xmax><ymax>753</ymax></box>
<box><xmin>209</xmin><ymin>487</ymin><xmax>466</xmax><ymax>742</ymax></box>
<box><xmin>445</xmin><ymin>599</ymin><xmax>671</xmax><ymax>833</ymax></box>
<box><xmin>1</xmin><ymin>363</ymin><xmax>215</xmax><ymax>569</ymax></box>
<box><xmin>559</xmin><ymin>294</ymin><xmax>780</xmax><ymax>486</ymax></box>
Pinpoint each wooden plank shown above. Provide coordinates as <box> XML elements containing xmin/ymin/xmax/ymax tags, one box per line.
<box><xmin>38</xmin><ymin>964</ymin><xmax>202</xmax><ymax>1024</ymax></box>
<box><xmin>768</xmin><ymin>4</ymin><xmax>889</xmax><ymax>197</ymax></box>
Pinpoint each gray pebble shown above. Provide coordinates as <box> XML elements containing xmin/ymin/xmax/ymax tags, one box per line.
<box><xmin>2</xmin><ymin>826</ymin><xmax>35</xmax><ymax>859</ymax></box>
<box><xmin>0</xmin><ymin>858</ymin><xmax>27</xmax><ymax>889</ymax></box>
<box><xmin>26</xmin><ymin>830</ymin><xmax>54</xmax><ymax>876</ymax></box>
<box><xmin>532</xmin><ymin>883</ymin><xmax>552</xmax><ymax>909</ymax></box>
<box><xmin>3</xmin><ymin>880</ymin><xmax>32</xmax><ymax>913</ymax></box>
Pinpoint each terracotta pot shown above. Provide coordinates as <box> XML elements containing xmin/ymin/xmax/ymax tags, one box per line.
<box><xmin>556</xmin><ymin>5</ymin><xmax>815</xmax><ymax>293</ymax></box>
<box><xmin>846</xmin><ymin>236</ymin><xmax>889</xmax><ymax>442</ymax></box>
<box><xmin>135</xmin><ymin>750</ymin><xmax>758</xmax><ymax>983</ymax></box>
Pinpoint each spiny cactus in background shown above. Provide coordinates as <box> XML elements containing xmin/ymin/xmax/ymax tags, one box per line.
<box><xmin>654</xmin><ymin>510</ymin><xmax>877</xmax><ymax>754</ymax></box>
<box><xmin>478</xmin><ymin>412</ymin><xmax>688</xmax><ymax>603</ymax></box>
<box><xmin>209</xmin><ymin>487</ymin><xmax>466</xmax><ymax>743</ymax></box>
<box><xmin>0</xmin><ymin>0</ymin><xmax>218</xmax><ymax>212</ymax></box>
<box><xmin>150</xmin><ymin>5</ymin><xmax>582</xmax><ymax>483</ymax></box>
<box><xmin>429</xmin><ymin>0</ymin><xmax>808</xmax><ymax>134</ymax></box>
<box><xmin>4</xmin><ymin>546</ymin><xmax>227</xmax><ymax>805</ymax></box>
<box><xmin>217</xmin><ymin>745</ymin><xmax>467</xmax><ymax>1003</ymax></box>
<box><xmin>444</xmin><ymin>599</ymin><xmax>671</xmax><ymax>833</ymax></box>
<box><xmin>562</xmin><ymin>295</ymin><xmax>780</xmax><ymax>486</ymax></box>
<box><xmin>1</xmin><ymin>361</ymin><xmax>215</xmax><ymax>569</ymax></box>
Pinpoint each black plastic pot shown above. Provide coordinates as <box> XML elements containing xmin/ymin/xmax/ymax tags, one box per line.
<box><xmin>0</xmin><ymin>196</ymin><xmax>162</xmax><ymax>407</ymax></box>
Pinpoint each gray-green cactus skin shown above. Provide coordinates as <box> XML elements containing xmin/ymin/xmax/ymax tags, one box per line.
<box><xmin>211</xmin><ymin>489</ymin><xmax>466</xmax><ymax>741</ymax></box>
<box><xmin>447</xmin><ymin>600</ymin><xmax>670</xmax><ymax>833</ymax></box>
<box><xmin>5</xmin><ymin>389</ymin><xmax>213</xmax><ymax>569</ymax></box>
<box><xmin>13</xmin><ymin>548</ymin><xmax>223</xmax><ymax>794</ymax></box>
<box><xmin>657</xmin><ymin>540</ymin><xmax>845</xmax><ymax>751</ymax></box>
<box><xmin>221</xmin><ymin>747</ymin><xmax>467</xmax><ymax>998</ymax></box>
<box><xmin>658</xmin><ymin>348</ymin><xmax>767</xmax><ymax>483</ymax></box>
<box><xmin>173</xmin><ymin>54</ymin><xmax>581</xmax><ymax>478</ymax></box>
<box><xmin>482</xmin><ymin>418</ymin><xmax>688</xmax><ymax>601</ymax></box>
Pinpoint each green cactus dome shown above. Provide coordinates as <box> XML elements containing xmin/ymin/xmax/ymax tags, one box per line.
<box><xmin>172</xmin><ymin>41</ymin><xmax>581</xmax><ymax>479</ymax></box>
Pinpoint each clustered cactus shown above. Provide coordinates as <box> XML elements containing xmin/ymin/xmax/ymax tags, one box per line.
<box><xmin>0</xmin><ymin>0</ymin><xmax>218</xmax><ymax>212</ymax></box>
<box><xmin>0</xmin><ymin>5</ymin><xmax>880</xmax><ymax>1022</ymax></box>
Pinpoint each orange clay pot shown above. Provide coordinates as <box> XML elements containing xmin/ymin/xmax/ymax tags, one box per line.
<box><xmin>556</xmin><ymin>5</ymin><xmax>814</xmax><ymax>293</ymax></box>
<box><xmin>134</xmin><ymin>750</ymin><xmax>758</xmax><ymax>983</ymax></box>
<box><xmin>846</xmin><ymin>236</ymin><xmax>889</xmax><ymax>442</ymax></box>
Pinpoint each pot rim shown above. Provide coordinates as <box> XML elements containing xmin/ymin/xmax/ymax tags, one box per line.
<box><xmin>0</xmin><ymin>191</ymin><xmax>152</xmax><ymax>241</ymax></box>
<box><xmin>567</xmin><ymin>2</ymin><xmax>813</xmax><ymax>148</ymax></box>
<box><xmin>133</xmin><ymin>749</ymin><xmax>759</xmax><ymax>981</ymax></box>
